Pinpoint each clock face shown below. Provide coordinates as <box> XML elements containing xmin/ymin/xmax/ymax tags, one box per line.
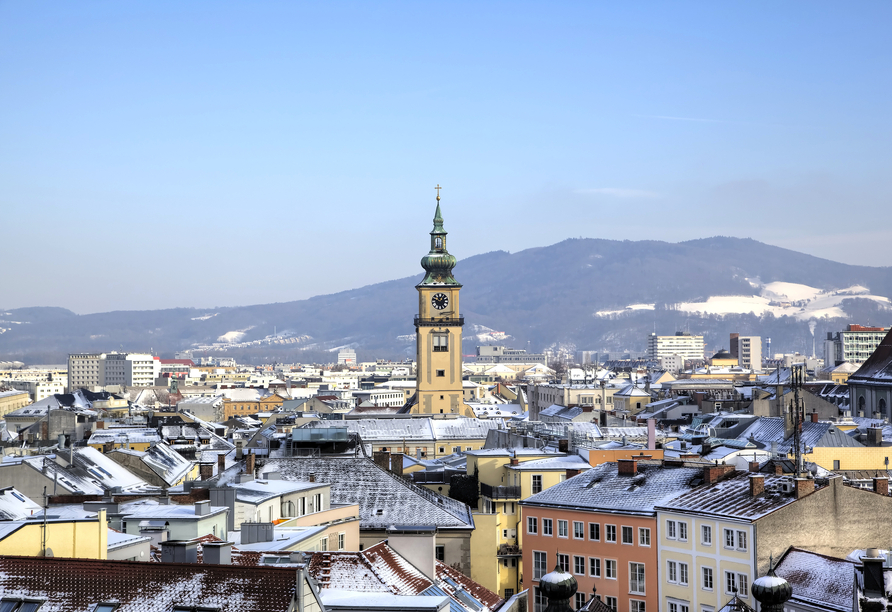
<box><xmin>431</xmin><ymin>293</ymin><xmax>449</xmax><ymax>310</ymax></box>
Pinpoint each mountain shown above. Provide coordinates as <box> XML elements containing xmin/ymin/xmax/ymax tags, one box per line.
<box><xmin>2</xmin><ymin>237</ymin><xmax>892</xmax><ymax>364</ymax></box>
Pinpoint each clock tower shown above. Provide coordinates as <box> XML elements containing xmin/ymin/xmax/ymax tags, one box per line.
<box><xmin>414</xmin><ymin>189</ymin><xmax>473</xmax><ymax>417</ymax></box>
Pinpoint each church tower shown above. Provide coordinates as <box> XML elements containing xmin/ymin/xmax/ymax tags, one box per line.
<box><xmin>414</xmin><ymin>189</ymin><xmax>473</xmax><ymax>417</ymax></box>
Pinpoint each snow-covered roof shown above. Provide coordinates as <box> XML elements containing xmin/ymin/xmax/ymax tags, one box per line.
<box><xmin>775</xmin><ymin>547</ymin><xmax>854</xmax><ymax>610</ymax></box>
<box><xmin>0</xmin><ymin>487</ymin><xmax>41</xmax><ymax>520</ymax></box>
<box><xmin>522</xmin><ymin>462</ymin><xmax>701</xmax><ymax>515</ymax></box>
<box><xmin>256</xmin><ymin>457</ymin><xmax>475</xmax><ymax>530</ymax></box>
<box><xmin>110</xmin><ymin>441</ymin><xmax>194</xmax><ymax>486</ymax></box>
<box><xmin>228</xmin><ymin>478</ymin><xmax>326</xmax><ymax>505</ymax></box>
<box><xmin>305</xmin><ymin>418</ymin><xmax>500</xmax><ymax>441</ymax></box>
<box><xmin>506</xmin><ymin>455</ymin><xmax>590</xmax><ymax>471</ymax></box>
<box><xmin>88</xmin><ymin>428</ymin><xmax>161</xmax><ymax>446</ymax></box>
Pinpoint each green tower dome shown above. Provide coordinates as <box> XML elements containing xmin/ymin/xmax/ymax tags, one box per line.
<box><xmin>418</xmin><ymin>200</ymin><xmax>461</xmax><ymax>287</ymax></box>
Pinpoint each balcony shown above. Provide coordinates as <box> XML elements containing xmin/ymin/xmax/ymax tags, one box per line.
<box><xmin>414</xmin><ymin>315</ymin><xmax>464</xmax><ymax>327</ymax></box>
<box><xmin>497</xmin><ymin>544</ymin><xmax>522</xmax><ymax>557</ymax></box>
<box><xmin>480</xmin><ymin>483</ymin><xmax>521</xmax><ymax>500</ymax></box>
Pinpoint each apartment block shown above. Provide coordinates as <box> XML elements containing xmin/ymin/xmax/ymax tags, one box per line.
<box><xmin>730</xmin><ymin>334</ymin><xmax>762</xmax><ymax>372</ymax></box>
<box><xmin>67</xmin><ymin>352</ymin><xmax>159</xmax><ymax>391</ymax></box>
<box><xmin>647</xmin><ymin>333</ymin><xmax>705</xmax><ymax>362</ymax></box>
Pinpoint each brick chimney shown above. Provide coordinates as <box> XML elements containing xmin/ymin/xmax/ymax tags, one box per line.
<box><xmin>794</xmin><ymin>477</ymin><xmax>814</xmax><ymax>499</ymax></box>
<box><xmin>509</xmin><ymin>457</ymin><xmax>519</xmax><ymax>466</ymax></box>
<box><xmin>390</xmin><ymin>453</ymin><xmax>404</xmax><ymax>478</ymax></box>
<box><xmin>749</xmin><ymin>474</ymin><xmax>765</xmax><ymax>497</ymax></box>
<box><xmin>748</xmin><ymin>461</ymin><xmax>760</xmax><ymax>473</ymax></box>
<box><xmin>217</xmin><ymin>453</ymin><xmax>226</xmax><ymax>474</ymax></box>
<box><xmin>873</xmin><ymin>477</ymin><xmax>889</xmax><ymax>496</ymax></box>
<box><xmin>565</xmin><ymin>469</ymin><xmax>582</xmax><ymax>480</ymax></box>
<box><xmin>199</xmin><ymin>463</ymin><xmax>214</xmax><ymax>481</ymax></box>
<box><xmin>703</xmin><ymin>464</ymin><xmax>734</xmax><ymax>485</ymax></box>
<box><xmin>810</xmin><ymin>412</ymin><xmax>819</xmax><ymax>423</ymax></box>
<box><xmin>617</xmin><ymin>458</ymin><xmax>638</xmax><ymax>476</ymax></box>
<box><xmin>309</xmin><ymin>473</ymin><xmax>316</xmax><ymax>483</ymax></box>
<box><xmin>774</xmin><ymin>463</ymin><xmax>784</xmax><ymax>475</ymax></box>
<box><xmin>245</xmin><ymin>452</ymin><xmax>255</xmax><ymax>476</ymax></box>
<box><xmin>373</xmin><ymin>451</ymin><xmax>390</xmax><ymax>471</ymax></box>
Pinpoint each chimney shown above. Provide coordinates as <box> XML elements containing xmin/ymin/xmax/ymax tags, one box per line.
<box><xmin>862</xmin><ymin>552</ymin><xmax>886</xmax><ymax>597</ymax></box>
<box><xmin>703</xmin><ymin>464</ymin><xmax>734</xmax><ymax>485</ymax></box>
<box><xmin>373</xmin><ymin>451</ymin><xmax>390</xmax><ymax>471</ymax></box>
<box><xmin>391</xmin><ymin>453</ymin><xmax>404</xmax><ymax>478</ymax></box>
<box><xmin>810</xmin><ymin>412</ymin><xmax>819</xmax><ymax>423</ymax></box>
<box><xmin>647</xmin><ymin>419</ymin><xmax>656</xmax><ymax>451</ymax></box>
<box><xmin>387</xmin><ymin>525</ymin><xmax>437</xmax><ymax>580</ymax></box>
<box><xmin>748</xmin><ymin>461</ymin><xmax>761</xmax><ymax>473</ymax></box>
<box><xmin>774</xmin><ymin>463</ymin><xmax>784</xmax><ymax>476</ymax></box>
<box><xmin>245</xmin><ymin>452</ymin><xmax>255</xmax><ymax>476</ymax></box>
<box><xmin>199</xmin><ymin>463</ymin><xmax>214</xmax><ymax>481</ymax></box>
<box><xmin>217</xmin><ymin>453</ymin><xmax>226</xmax><ymax>474</ymax></box>
<box><xmin>203</xmin><ymin>541</ymin><xmax>232</xmax><ymax>565</ymax></box>
<box><xmin>873</xmin><ymin>477</ymin><xmax>889</xmax><ymax>496</ymax></box>
<box><xmin>161</xmin><ymin>539</ymin><xmax>199</xmax><ymax>564</ymax></box>
<box><xmin>749</xmin><ymin>474</ymin><xmax>765</xmax><ymax>497</ymax></box>
<box><xmin>558</xmin><ymin>439</ymin><xmax>569</xmax><ymax>453</ymax></box>
<box><xmin>867</xmin><ymin>427</ymin><xmax>883</xmax><ymax>447</ymax></box>
<box><xmin>565</xmin><ymin>469</ymin><xmax>582</xmax><ymax>480</ymax></box>
<box><xmin>309</xmin><ymin>473</ymin><xmax>316</xmax><ymax>483</ymax></box>
<box><xmin>235</xmin><ymin>439</ymin><xmax>244</xmax><ymax>460</ymax></box>
<box><xmin>510</xmin><ymin>457</ymin><xmax>519</xmax><ymax>466</ymax></box>
<box><xmin>794</xmin><ymin>477</ymin><xmax>814</xmax><ymax>499</ymax></box>
<box><xmin>617</xmin><ymin>458</ymin><xmax>638</xmax><ymax>476</ymax></box>
<box><xmin>195</xmin><ymin>500</ymin><xmax>211</xmax><ymax>516</ymax></box>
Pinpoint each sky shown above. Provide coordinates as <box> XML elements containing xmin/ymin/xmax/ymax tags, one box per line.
<box><xmin>2</xmin><ymin>1</ymin><xmax>890</xmax><ymax>314</ymax></box>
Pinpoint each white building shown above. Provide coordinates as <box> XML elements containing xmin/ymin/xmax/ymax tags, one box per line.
<box><xmin>825</xmin><ymin>325</ymin><xmax>891</xmax><ymax>367</ymax></box>
<box><xmin>730</xmin><ymin>334</ymin><xmax>762</xmax><ymax>372</ymax></box>
<box><xmin>337</xmin><ymin>349</ymin><xmax>357</xmax><ymax>365</ymax></box>
<box><xmin>67</xmin><ymin>352</ymin><xmax>159</xmax><ymax>391</ymax></box>
<box><xmin>647</xmin><ymin>333</ymin><xmax>705</xmax><ymax>362</ymax></box>
<box><xmin>2</xmin><ymin>378</ymin><xmax>66</xmax><ymax>402</ymax></box>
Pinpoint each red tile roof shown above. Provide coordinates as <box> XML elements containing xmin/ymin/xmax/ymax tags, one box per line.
<box><xmin>0</xmin><ymin>555</ymin><xmax>298</xmax><ymax>612</ymax></box>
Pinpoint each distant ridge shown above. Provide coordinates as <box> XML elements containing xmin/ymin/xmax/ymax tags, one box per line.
<box><xmin>2</xmin><ymin>237</ymin><xmax>891</xmax><ymax>363</ymax></box>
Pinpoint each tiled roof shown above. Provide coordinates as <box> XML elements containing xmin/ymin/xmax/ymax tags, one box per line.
<box><xmin>775</xmin><ymin>547</ymin><xmax>854</xmax><ymax>610</ymax></box>
<box><xmin>0</xmin><ymin>555</ymin><xmax>298</xmax><ymax>611</ymax></box>
<box><xmin>305</xmin><ymin>418</ymin><xmax>500</xmax><ymax>441</ymax></box>
<box><xmin>257</xmin><ymin>457</ymin><xmax>474</xmax><ymax>529</ymax></box>
<box><xmin>521</xmin><ymin>462</ymin><xmax>701</xmax><ymax>515</ymax></box>
<box><xmin>656</xmin><ymin>472</ymin><xmax>824</xmax><ymax>520</ymax></box>
<box><xmin>737</xmin><ymin>417</ymin><xmax>863</xmax><ymax>453</ymax></box>
<box><xmin>306</xmin><ymin>542</ymin><xmax>502</xmax><ymax>611</ymax></box>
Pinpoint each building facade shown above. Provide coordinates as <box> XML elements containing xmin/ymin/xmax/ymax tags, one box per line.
<box><xmin>730</xmin><ymin>334</ymin><xmax>762</xmax><ymax>372</ymax></box>
<box><xmin>647</xmin><ymin>333</ymin><xmax>705</xmax><ymax>362</ymax></box>
<box><xmin>825</xmin><ymin>325</ymin><xmax>891</xmax><ymax>367</ymax></box>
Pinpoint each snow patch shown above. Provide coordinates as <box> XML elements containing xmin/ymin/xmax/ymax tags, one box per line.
<box><xmin>191</xmin><ymin>313</ymin><xmax>219</xmax><ymax>321</ymax></box>
<box><xmin>217</xmin><ymin>327</ymin><xmax>255</xmax><ymax>343</ymax></box>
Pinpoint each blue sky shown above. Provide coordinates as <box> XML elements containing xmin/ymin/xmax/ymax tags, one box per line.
<box><xmin>2</xmin><ymin>1</ymin><xmax>890</xmax><ymax>313</ymax></box>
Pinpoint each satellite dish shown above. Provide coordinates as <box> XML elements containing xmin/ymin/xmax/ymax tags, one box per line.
<box><xmin>44</xmin><ymin>548</ymin><xmax>54</xmax><ymax>557</ymax></box>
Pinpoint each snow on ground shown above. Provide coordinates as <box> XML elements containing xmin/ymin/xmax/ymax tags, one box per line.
<box><xmin>595</xmin><ymin>281</ymin><xmax>890</xmax><ymax>321</ymax></box>
<box><xmin>191</xmin><ymin>313</ymin><xmax>219</xmax><ymax>321</ymax></box>
<box><xmin>217</xmin><ymin>327</ymin><xmax>255</xmax><ymax>343</ymax></box>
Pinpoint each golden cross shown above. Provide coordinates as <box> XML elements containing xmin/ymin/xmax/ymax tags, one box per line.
<box><xmin>435</xmin><ymin>184</ymin><xmax>442</xmax><ymax>200</ymax></box>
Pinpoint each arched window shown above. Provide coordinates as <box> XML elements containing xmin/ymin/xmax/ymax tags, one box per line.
<box><xmin>880</xmin><ymin>398</ymin><xmax>888</xmax><ymax>416</ymax></box>
<box><xmin>435</xmin><ymin>236</ymin><xmax>443</xmax><ymax>249</ymax></box>
<box><xmin>859</xmin><ymin>396</ymin><xmax>866</xmax><ymax>411</ymax></box>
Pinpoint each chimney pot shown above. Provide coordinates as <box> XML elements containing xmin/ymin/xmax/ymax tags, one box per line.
<box><xmin>749</xmin><ymin>474</ymin><xmax>765</xmax><ymax>497</ymax></box>
<box><xmin>810</xmin><ymin>412</ymin><xmax>819</xmax><ymax>423</ymax></box>
<box><xmin>873</xmin><ymin>477</ymin><xmax>889</xmax><ymax>496</ymax></box>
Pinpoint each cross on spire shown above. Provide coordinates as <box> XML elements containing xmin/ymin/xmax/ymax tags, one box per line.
<box><xmin>435</xmin><ymin>184</ymin><xmax>442</xmax><ymax>201</ymax></box>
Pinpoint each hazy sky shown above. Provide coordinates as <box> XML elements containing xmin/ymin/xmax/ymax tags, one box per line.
<box><xmin>2</xmin><ymin>2</ymin><xmax>890</xmax><ymax>314</ymax></box>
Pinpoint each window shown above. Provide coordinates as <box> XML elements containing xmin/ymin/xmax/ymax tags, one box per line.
<box><xmin>338</xmin><ymin>532</ymin><xmax>345</xmax><ymax>550</ymax></box>
<box><xmin>667</xmin><ymin>604</ymin><xmax>688</xmax><ymax>612</ymax></box>
<box><xmin>631</xmin><ymin>601</ymin><xmax>646</xmax><ymax>612</ymax></box>
<box><xmin>639</xmin><ymin>528</ymin><xmax>651</xmax><ymax>546</ymax></box>
<box><xmin>702</xmin><ymin>567</ymin><xmax>714</xmax><ymax>590</ymax></box>
<box><xmin>668</xmin><ymin>561</ymin><xmax>677</xmax><ymax>583</ymax></box>
<box><xmin>630</xmin><ymin>562</ymin><xmax>645</xmax><ymax>594</ymax></box>
<box><xmin>605</xmin><ymin>559</ymin><xmax>617</xmax><ymax>579</ymax></box>
<box><xmin>738</xmin><ymin>574</ymin><xmax>749</xmax><ymax>598</ymax></box>
<box><xmin>433</xmin><ymin>334</ymin><xmax>449</xmax><ymax>352</ymax></box>
<box><xmin>534</xmin><ymin>551</ymin><xmax>548</xmax><ymax>580</ymax></box>
<box><xmin>558</xmin><ymin>520</ymin><xmax>568</xmax><ymax>538</ymax></box>
<box><xmin>453</xmin><ymin>446</ymin><xmax>461</xmax><ymax>453</ymax></box>
<box><xmin>725</xmin><ymin>571</ymin><xmax>737</xmax><ymax>595</ymax></box>
<box><xmin>622</xmin><ymin>526</ymin><xmax>634</xmax><ymax>544</ymax></box>
<box><xmin>94</xmin><ymin>606</ymin><xmax>117</xmax><ymax>612</ymax></box>
<box><xmin>736</xmin><ymin>530</ymin><xmax>747</xmax><ymax>551</ymax></box>
<box><xmin>590</xmin><ymin>522</ymin><xmax>600</xmax><ymax>541</ymax></box>
<box><xmin>606</xmin><ymin>524</ymin><xmax>617</xmax><ymax>542</ymax></box>
<box><xmin>679</xmin><ymin>563</ymin><xmax>689</xmax><ymax>586</ymax></box>
<box><xmin>436</xmin><ymin>369</ymin><xmax>445</xmax><ymax>377</ymax></box>
<box><xmin>1</xmin><ymin>603</ymin><xmax>45</xmax><ymax>612</ymax></box>
<box><xmin>724</xmin><ymin>529</ymin><xmax>735</xmax><ymax>549</ymax></box>
<box><xmin>667</xmin><ymin>520</ymin><xmax>677</xmax><ymax>539</ymax></box>
<box><xmin>574</xmin><ymin>521</ymin><xmax>585</xmax><ymax>539</ymax></box>
<box><xmin>542</xmin><ymin>518</ymin><xmax>553</xmax><ymax>536</ymax></box>
<box><xmin>574</xmin><ymin>555</ymin><xmax>585</xmax><ymax>575</ymax></box>
<box><xmin>575</xmin><ymin>593</ymin><xmax>587</xmax><ymax>610</ymax></box>
<box><xmin>558</xmin><ymin>553</ymin><xmax>569</xmax><ymax>572</ymax></box>
<box><xmin>678</xmin><ymin>522</ymin><xmax>688</xmax><ymax>541</ymax></box>
<box><xmin>590</xmin><ymin>557</ymin><xmax>601</xmax><ymax>577</ymax></box>
<box><xmin>320</xmin><ymin>536</ymin><xmax>328</xmax><ymax>551</ymax></box>
<box><xmin>606</xmin><ymin>597</ymin><xmax>618</xmax><ymax>612</ymax></box>
<box><xmin>528</xmin><ymin>517</ymin><xmax>538</xmax><ymax>534</ymax></box>
<box><xmin>701</xmin><ymin>525</ymin><xmax>712</xmax><ymax>545</ymax></box>
<box><xmin>534</xmin><ymin>588</ymin><xmax>547</xmax><ymax>612</ymax></box>
<box><xmin>435</xmin><ymin>545</ymin><xmax>445</xmax><ymax>561</ymax></box>
<box><xmin>532</xmin><ymin>475</ymin><xmax>542</xmax><ymax>494</ymax></box>
<box><xmin>505</xmin><ymin>589</ymin><xmax>514</xmax><ymax>598</ymax></box>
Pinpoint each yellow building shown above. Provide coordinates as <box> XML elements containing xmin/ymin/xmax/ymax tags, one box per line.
<box><xmin>0</xmin><ymin>389</ymin><xmax>31</xmax><ymax>417</ymax></box>
<box><xmin>0</xmin><ymin>509</ymin><xmax>108</xmax><ymax>559</ymax></box>
<box><xmin>410</xmin><ymin>195</ymin><xmax>474</xmax><ymax>418</ymax></box>
<box><xmin>465</xmin><ymin>449</ymin><xmax>591</xmax><ymax>599</ymax></box>
<box><xmin>223</xmin><ymin>393</ymin><xmax>287</xmax><ymax>420</ymax></box>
